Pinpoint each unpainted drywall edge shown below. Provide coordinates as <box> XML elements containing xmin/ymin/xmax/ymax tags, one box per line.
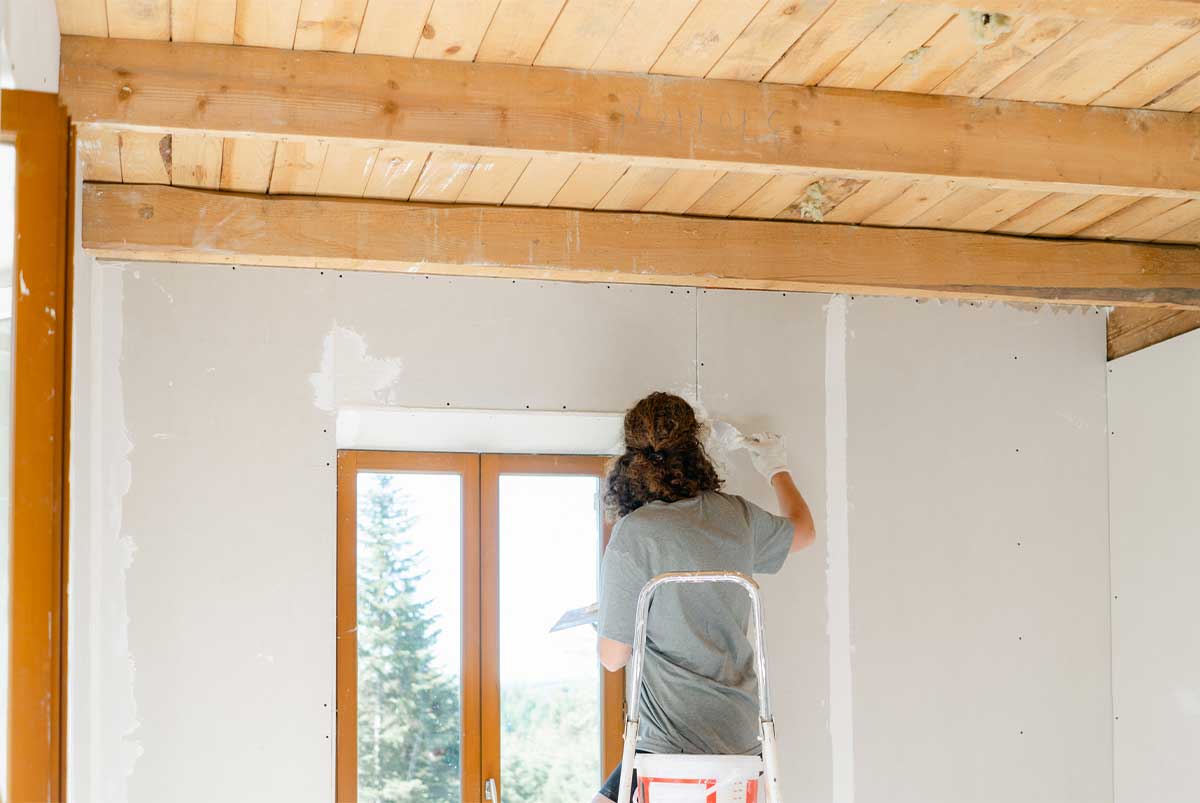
<box><xmin>825</xmin><ymin>294</ymin><xmax>854</xmax><ymax>803</ymax></box>
<box><xmin>68</xmin><ymin>156</ymin><xmax>140</xmax><ymax>801</ymax></box>
<box><xmin>337</xmin><ymin>406</ymin><xmax>625</xmax><ymax>454</ymax></box>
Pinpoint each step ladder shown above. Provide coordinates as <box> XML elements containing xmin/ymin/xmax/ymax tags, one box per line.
<box><xmin>616</xmin><ymin>571</ymin><xmax>783</xmax><ymax>803</ymax></box>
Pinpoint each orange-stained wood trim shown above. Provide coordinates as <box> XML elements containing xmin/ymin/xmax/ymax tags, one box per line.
<box><xmin>479</xmin><ymin>453</ymin><xmax>621</xmax><ymax>792</ymax></box>
<box><xmin>2</xmin><ymin>89</ymin><xmax>71</xmax><ymax>803</ymax></box>
<box><xmin>335</xmin><ymin>451</ymin><xmax>482</xmax><ymax>803</ymax></box>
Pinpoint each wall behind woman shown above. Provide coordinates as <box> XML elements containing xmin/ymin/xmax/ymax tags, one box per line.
<box><xmin>68</xmin><ymin>247</ymin><xmax>1110</xmax><ymax>801</ymax></box>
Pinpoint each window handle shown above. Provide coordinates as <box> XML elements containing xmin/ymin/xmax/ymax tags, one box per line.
<box><xmin>485</xmin><ymin>777</ymin><xmax>498</xmax><ymax>801</ymax></box>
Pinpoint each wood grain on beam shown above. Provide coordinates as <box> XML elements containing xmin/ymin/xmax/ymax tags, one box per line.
<box><xmin>895</xmin><ymin>0</ymin><xmax>1200</xmax><ymax>27</ymax></box>
<box><xmin>1108</xmin><ymin>307</ymin><xmax>1200</xmax><ymax>359</ymax></box>
<box><xmin>59</xmin><ymin>35</ymin><xmax>1200</xmax><ymax>200</ymax></box>
<box><xmin>83</xmin><ymin>182</ymin><xmax>1200</xmax><ymax>308</ymax></box>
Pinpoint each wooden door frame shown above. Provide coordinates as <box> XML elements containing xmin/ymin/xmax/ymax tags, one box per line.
<box><xmin>2</xmin><ymin>89</ymin><xmax>72</xmax><ymax>803</ymax></box>
<box><xmin>479</xmin><ymin>453</ymin><xmax>623</xmax><ymax>802</ymax></box>
<box><xmin>336</xmin><ymin>450</ymin><xmax>621</xmax><ymax>802</ymax></box>
<box><xmin>336</xmin><ymin>450</ymin><xmax>483</xmax><ymax>803</ymax></box>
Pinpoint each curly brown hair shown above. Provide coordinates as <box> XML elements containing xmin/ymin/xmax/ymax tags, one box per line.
<box><xmin>605</xmin><ymin>392</ymin><xmax>723</xmax><ymax>519</ymax></box>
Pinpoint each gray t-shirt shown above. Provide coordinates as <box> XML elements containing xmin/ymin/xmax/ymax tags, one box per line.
<box><xmin>597</xmin><ymin>491</ymin><xmax>793</xmax><ymax>755</ymax></box>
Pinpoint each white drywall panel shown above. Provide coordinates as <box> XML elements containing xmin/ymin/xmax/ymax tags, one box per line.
<box><xmin>329</xmin><ymin>272</ymin><xmax>696</xmax><ymax>412</ymax></box>
<box><xmin>119</xmin><ymin>263</ymin><xmax>337</xmax><ymax>803</ymax></box>
<box><xmin>0</xmin><ymin>0</ymin><xmax>59</xmax><ymax>91</ymax></box>
<box><xmin>697</xmin><ymin>289</ymin><xmax>830</xmax><ymax>802</ymax></box>
<box><xmin>846</xmin><ymin>299</ymin><xmax>1111</xmax><ymax>803</ymax></box>
<box><xmin>1108</xmin><ymin>328</ymin><xmax>1200</xmax><ymax>803</ymax></box>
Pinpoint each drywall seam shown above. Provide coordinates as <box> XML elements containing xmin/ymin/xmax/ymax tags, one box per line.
<box><xmin>825</xmin><ymin>294</ymin><xmax>854</xmax><ymax>803</ymax></box>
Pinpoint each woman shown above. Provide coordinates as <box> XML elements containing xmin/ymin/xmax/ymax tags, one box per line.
<box><xmin>593</xmin><ymin>392</ymin><xmax>816</xmax><ymax>803</ymax></box>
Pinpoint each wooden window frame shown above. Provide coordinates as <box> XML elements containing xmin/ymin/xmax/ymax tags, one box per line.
<box><xmin>336</xmin><ymin>450</ymin><xmax>622</xmax><ymax>803</ymax></box>
<box><xmin>2</xmin><ymin>89</ymin><xmax>72</xmax><ymax>803</ymax></box>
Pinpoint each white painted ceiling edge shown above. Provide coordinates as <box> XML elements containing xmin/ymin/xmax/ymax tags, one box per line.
<box><xmin>336</xmin><ymin>406</ymin><xmax>626</xmax><ymax>455</ymax></box>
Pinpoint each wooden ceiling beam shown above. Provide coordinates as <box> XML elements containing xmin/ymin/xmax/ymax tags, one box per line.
<box><xmin>82</xmin><ymin>182</ymin><xmax>1200</xmax><ymax>309</ymax></box>
<box><xmin>59</xmin><ymin>35</ymin><xmax>1200</xmax><ymax>201</ymax></box>
<box><xmin>895</xmin><ymin>0</ymin><xmax>1200</xmax><ymax>28</ymax></box>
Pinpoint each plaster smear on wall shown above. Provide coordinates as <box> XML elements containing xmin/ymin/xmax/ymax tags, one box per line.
<box><xmin>824</xmin><ymin>294</ymin><xmax>854</xmax><ymax>803</ymax></box>
<box><xmin>72</xmin><ymin>257</ymin><xmax>143</xmax><ymax>802</ymax></box>
<box><xmin>309</xmin><ymin>324</ymin><xmax>405</xmax><ymax>411</ymax></box>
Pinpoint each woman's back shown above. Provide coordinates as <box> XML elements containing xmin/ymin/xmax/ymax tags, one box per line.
<box><xmin>598</xmin><ymin>490</ymin><xmax>792</xmax><ymax>755</ymax></box>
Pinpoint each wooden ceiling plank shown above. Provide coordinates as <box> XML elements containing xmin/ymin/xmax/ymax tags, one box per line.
<box><xmin>906</xmin><ymin>186</ymin><xmax>1003</xmax><ymax>229</ymax></box>
<box><xmin>821</xmin><ymin>177</ymin><xmax>913</xmax><ymax>224</ymax></box>
<box><xmin>990</xmin><ymin>192</ymin><xmax>1092</xmax><ymax>235</ymax></box>
<box><xmin>413</xmin><ymin>0</ymin><xmax>502</xmax><ymax>61</ymax></box>
<box><xmin>475</xmin><ymin>0</ymin><xmax>566</xmax><ymax>64</ymax></box>
<box><xmin>591</xmin><ymin>0</ymin><xmax>700</xmax><ymax>74</ymax></box>
<box><xmin>118</xmin><ymin>131</ymin><xmax>172</xmax><ymax>184</ymax></box>
<box><xmin>595</xmin><ymin>166</ymin><xmax>676</xmax><ymax>211</ymax></box>
<box><xmin>775</xmin><ymin>177</ymin><xmax>868</xmax><ymax>221</ymax></box>
<box><xmin>641</xmin><ymin>168</ymin><xmax>726</xmax><ymax>213</ymax></box>
<box><xmin>105</xmin><ymin>0</ymin><xmax>169</xmax><ymax>39</ymax></box>
<box><xmin>687</xmin><ymin>172</ymin><xmax>773</xmax><ymax>217</ymax></box>
<box><xmin>315</xmin><ymin>143</ymin><xmax>379</xmax><ymax>196</ymax></box>
<box><xmin>457</xmin><ymin>154</ymin><xmax>530</xmax><ymax>204</ymax></box>
<box><xmin>220</xmin><ymin>138</ymin><xmax>278</xmax><ymax>193</ymax></box>
<box><xmin>170</xmin><ymin>133</ymin><xmax>223</xmax><ymax>189</ymax></box>
<box><xmin>57</xmin><ymin>0</ymin><xmax>109</xmax><ymax>36</ymax></box>
<box><xmin>363</xmin><ymin>145</ymin><xmax>430</xmax><ymax>199</ymax></box>
<box><xmin>876</xmin><ymin>11</ymin><xmax>978</xmax><ymax>94</ymax></box>
<box><xmin>295</xmin><ymin>0</ymin><xmax>371</xmax><ymax>52</ymax></box>
<box><xmin>76</xmin><ymin>125</ymin><xmax>123</xmax><ymax>182</ymax></box>
<box><xmin>948</xmin><ymin>189</ymin><xmax>1049</xmax><ymax>232</ymax></box>
<box><xmin>1108</xmin><ymin>307</ymin><xmax>1200</xmax><ymax>360</ymax></box>
<box><xmin>1156</xmin><ymin>217</ymin><xmax>1200</xmax><ymax>244</ymax></box>
<box><xmin>503</xmin><ymin>156</ymin><xmax>580</xmax><ymax>206</ymax></box>
<box><xmin>820</xmin><ymin>4</ymin><xmax>955</xmax><ymax>90</ymax></box>
<box><xmin>1034</xmin><ymin>195</ymin><xmax>1142</xmax><ymax>237</ymax></box>
<box><xmin>1119</xmin><ymin>200</ymin><xmax>1200</xmax><ymax>241</ymax></box>
<box><xmin>1094</xmin><ymin>32</ymin><xmax>1200</xmax><ymax>109</ymax></box>
<box><xmin>234</xmin><ymin>0</ymin><xmax>305</xmax><ymax>48</ymax></box>
<box><xmin>59</xmin><ymin>36</ymin><xmax>1200</xmax><ymax>200</ymax></box>
<box><xmin>410</xmin><ymin>150</ymin><xmax>480</xmax><ymax>202</ymax></box>
<box><xmin>270</xmin><ymin>140</ymin><xmax>330</xmax><ymax>194</ymax></box>
<box><xmin>82</xmin><ymin>182</ymin><xmax>1200</xmax><ymax>309</ymax></box>
<box><xmin>708</xmin><ymin>0</ymin><xmax>834</xmax><ymax>82</ymax></box>
<box><xmin>533</xmin><ymin>0</ymin><xmax>634</xmax><ymax>69</ymax></box>
<box><xmin>649</xmin><ymin>0</ymin><xmax>765</xmax><ymax>78</ymax></box>
<box><xmin>987</xmin><ymin>21</ymin><xmax>1192</xmax><ymax>105</ymax></box>
<box><xmin>550</xmin><ymin>161</ymin><xmax>631</xmax><ymax>209</ymax></box>
<box><xmin>1148</xmin><ymin>73</ymin><xmax>1200</xmax><ymax>112</ymax></box>
<box><xmin>763</xmin><ymin>0</ymin><xmax>897</xmax><ymax>85</ymax></box>
<box><xmin>355</xmin><ymin>0</ymin><xmax>435</xmax><ymax>56</ymax></box>
<box><xmin>863</xmin><ymin>177</ymin><xmax>959</xmax><ymax>227</ymax></box>
<box><xmin>171</xmin><ymin>0</ymin><xmax>236</xmax><ymax>43</ymax></box>
<box><xmin>893</xmin><ymin>0</ymin><xmax>1200</xmax><ymax>29</ymax></box>
<box><xmin>730</xmin><ymin>173</ymin><xmax>818</xmax><ymax>220</ymax></box>
<box><xmin>932</xmin><ymin>14</ymin><xmax>1077</xmax><ymax>98</ymax></box>
<box><xmin>1074</xmin><ymin>197</ymin><xmax>1189</xmax><ymax>240</ymax></box>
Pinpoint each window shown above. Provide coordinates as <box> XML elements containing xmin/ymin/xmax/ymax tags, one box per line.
<box><xmin>337</xmin><ymin>452</ymin><xmax>622</xmax><ymax>803</ymax></box>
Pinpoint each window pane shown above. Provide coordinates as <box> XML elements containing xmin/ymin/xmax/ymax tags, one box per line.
<box><xmin>357</xmin><ymin>472</ymin><xmax>463</xmax><ymax>803</ymax></box>
<box><xmin>499</xmin><ymin>474</ymin><xmax>602</xmax><ymax>803</ymax></box>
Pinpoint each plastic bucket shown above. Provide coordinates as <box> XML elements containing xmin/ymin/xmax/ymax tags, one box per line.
<box><xmin>635</xmin><ymin>754</ymin><xmax>761</xmax><ymax>803</ymax></box>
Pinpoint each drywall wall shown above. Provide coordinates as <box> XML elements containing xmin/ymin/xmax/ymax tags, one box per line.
<box><xmin>0</xmin><ymin>0</ymin><xmax>59</xmax><ymax>91</ymax></box>
<box><xmin>846</xmin><ymin>298</ymin><xmax>1111</xmax><ymax>803</ymax></box>
<box><xmin>68</xmin><ymin>255</ymin><xmax>1111</xmax><ymax>802</ymax></box>
<box><xmin>1108</xmin><ymin>328</ymin><xmax>1200</xmax><ymax>803</ymax></box>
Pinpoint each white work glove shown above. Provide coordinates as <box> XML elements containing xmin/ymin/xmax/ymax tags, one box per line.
<box><xmin>740</xmin><ymin>433</ymin><xmax>789</xmax><ymax>481</ymax></box>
